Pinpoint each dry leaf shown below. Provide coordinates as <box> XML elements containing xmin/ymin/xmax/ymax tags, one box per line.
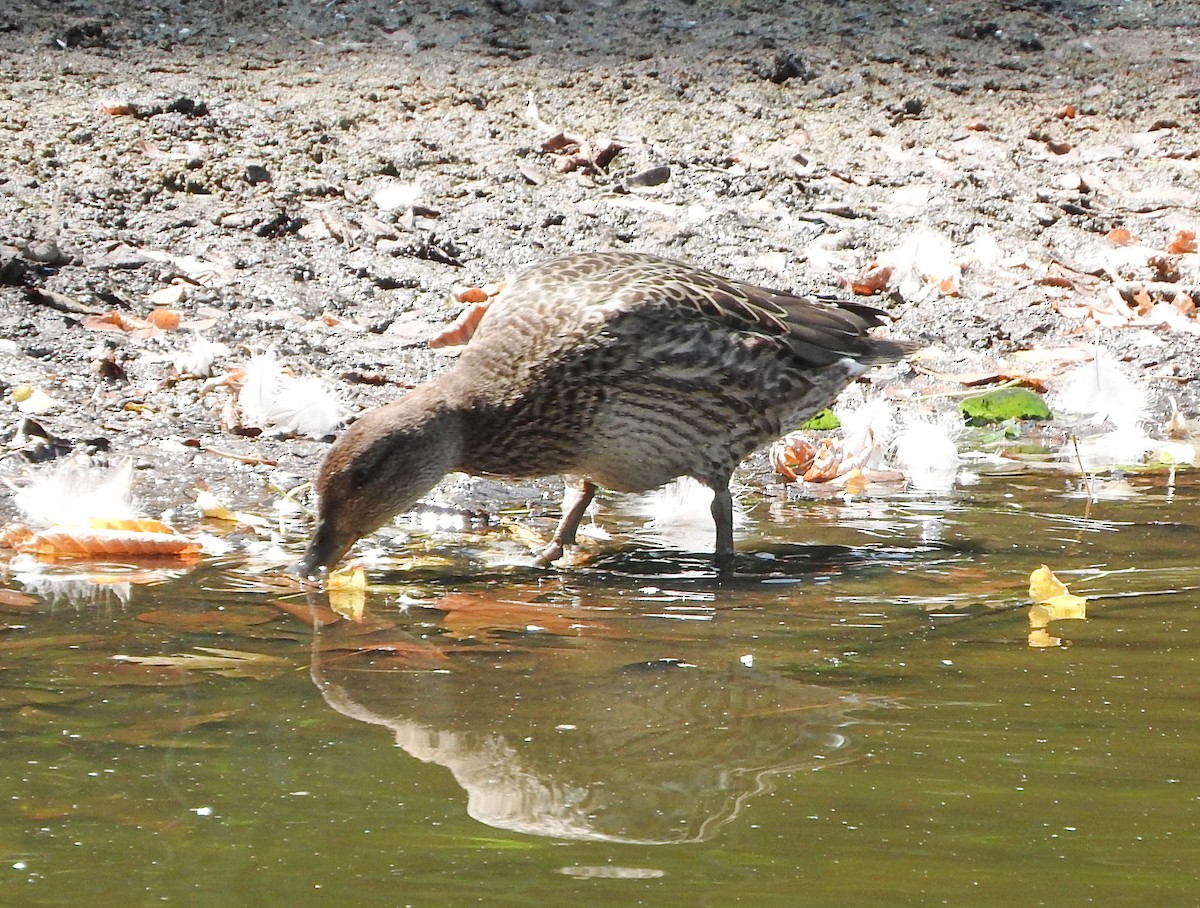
<box><xmin>111</xmin><ymin>646</ymin><xmax>289</xmax><ymax>677</ymax></box>
<box><xmin>80</xmin><ymin>311</ymin><xmax>139</xmax><ymax>333</ymax></box>
<box><xmin>1167</xmin><ymin>229</ymin><xmax>1197</xmax><ymax>255</ymax></box>
<box><xmin>844</xmin><ymin>264</ymin><xmax>894</xmax><ymax>296</ymax></box>
<box><xmin>18</xmin><ymin>525</ymin><xmax>201</xmax><ymax>559</ymax></box>
<box><xmin>136</xmin><ymin>608</ymin><xmax>278</xmax><ymax>632</ymax></box>
<box><xmin>1027</xmin><ymin>564</ymin><xmax>1087</xmax><ymax>647</ymax></box>
<box><xmin>327</xmin><ymin>564</ymin><xmax>367</xmax><ymax>622</ymax></box>
<box><xmin>270</xmin><ymin>597</ymin><xmax>343</xmax><ymax>628</ymax></box>
<box><xmin>1130</xmin><ymin>288</ymin><xmax>1153</xmax><ymax>316</ymax></box>
<box><xmin>769</xmin><ymin>435</ymin><xmax>817</xmax><ymax>480</ymax></box>
<box><xmin>1028</xmin><ymin>564</ymin><xmax>1087</xmax><ymax>617</ymax></box>
<box><xmin>146</xmin><ymin>308</ymin><xmax>181</xmax><ymax>330</ymax></box>
<box><xmin>1172</xmin><ymin>292</ymin><xmax>1196</xmax><ymax>317</ymax></box>
<box><xmin>1105</xmin><ymin>227</ymin><xmax>1133</xmax><ymax>245</ymax></box>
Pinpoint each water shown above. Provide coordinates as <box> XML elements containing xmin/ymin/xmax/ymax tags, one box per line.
<box><xmin>1</xmin><ymin>470</ymin><xmax>1198</xmax><ymax>906</ymax></box>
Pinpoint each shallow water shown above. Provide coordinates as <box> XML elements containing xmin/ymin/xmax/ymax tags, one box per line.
<box><xmin>2</xmin><ymin>470</ymin><xmax>1198</xmax><ymax>906</ymax></box>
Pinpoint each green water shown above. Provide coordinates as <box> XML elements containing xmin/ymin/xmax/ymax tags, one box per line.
<box><xmin>1</xmin><ymin>471</ymin><xmax>1197</xmax><ymax>906</ymax></box>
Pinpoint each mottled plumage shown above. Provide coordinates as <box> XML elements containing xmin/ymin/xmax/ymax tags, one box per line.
<box><xmin>297</xmin><ymin>252</ymin><xmax>910</xmax><ymax>573</ymax></box>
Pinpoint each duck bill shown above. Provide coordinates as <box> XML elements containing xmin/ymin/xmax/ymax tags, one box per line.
<box><xmin>292</xmin><ymin>519</ymin><xmax>355</xmax><ymax>578</ymax></box>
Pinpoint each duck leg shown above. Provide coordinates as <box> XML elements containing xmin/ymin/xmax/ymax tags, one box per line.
<box><xmin>710</xmin><ymin>482</ymin><xmax>736</xmax><ymax>569</ymax></box>
<box><xmin>533</xmin><ymin>478</ymin><xmax>598</xmax><ymax>567</ymax></box>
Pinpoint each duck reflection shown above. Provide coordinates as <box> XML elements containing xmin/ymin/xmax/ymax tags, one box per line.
<box><xmin>310</xmin><ymin>643</ymin><xmax>870</xmax><ymax>844</ymax></box>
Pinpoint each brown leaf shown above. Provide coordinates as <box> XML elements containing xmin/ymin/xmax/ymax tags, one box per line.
<box><xmin>1106</xmin><ymin>227</ymin><xmax>1133</xmax><ymax>245</ymax></box>
<box><xmin>431</xmin><ymin>591</ymin><xmax>593</xmax><ymax>640</ymax></box>
<box><xmin>0</xmin><ymin>588</ymin><xmax>38</xmax><ymax>612</ymax></box>
<box><xmin>269</xmin><ymin>598</ymin><xmax>344</xmax><ymax>628</ymax></box>
<box><xmin>136</xmin><ymin>608</ymin><xmax>279</xmax><ymax>632</ymax></box>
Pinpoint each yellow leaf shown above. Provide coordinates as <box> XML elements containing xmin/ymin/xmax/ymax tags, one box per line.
<box><xmin>1029</xmin><ymin>564</ymin><xmax>1067</xmax><ymax>602</ymax></box>
<box><xmin>194</xmin><ymin>489</ymin><xmax>271</xmax><ymax>528</ymax></box>
<box><xmin>327</xmin><ymin>564</ymin><xmax>366</xmax><ymax>622</ymax></box>
<box><xmin>1027</xmin><ymin>628</ymin><xmax>1062</xmax><ymax>648</ymax></box>
<box><xmin>1029</xmin><ymin>595</ymin><xmax>1087</xmax><ymax>629</ymax></box>
<box><xmin>1027</xmin><ymin>564</ymin><xmax>1087</xmax><ymax>646</ymax></box>
<box><xmin>195</xmin><ymin>489</ymin><xmax>237</xmax><ymax>521</ymax></box>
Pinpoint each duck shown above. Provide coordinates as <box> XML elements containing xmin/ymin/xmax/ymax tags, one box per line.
<box><xmin>296</xmin><ymin>251</ymin><xmax>911</xmax><ymax>573</ymax></box>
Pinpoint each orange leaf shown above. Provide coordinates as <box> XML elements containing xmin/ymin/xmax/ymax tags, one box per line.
<box><xmin>17</xmin><ymin>527</ymin><xmax>201</xmax><ymax>558</ymax></box>
<box><xmin>769</xmin><ymin>434</ymin><xmax>818</xmax><ymax>481</ymax></box>
<box><xmin>1168</xmin><ymin>229</ymin><xmax>1197</xmax><ymax>255</ymax></box>
<box><xmin>1172</xmin><ymin>292</ymin><xmax>1196</xmax><ymax>317</ymax></box>
<box><xmin>1055</xmin><ymin>105</ymin><xmax>1077</xmax><ymax>119</ymax></box>
<box><xmin>937</xmin><ymin>274</ymin><xmax>960</xmax><ymax>297</ymax></box>
<box><xmin>1105</xmin><ymin>227</ymin><xmax>1133</xmax><ymax>245</ymax></box>
<box><xmin>0</xmin><ymin>523</ymin><xmax>33</xmax><ymax>549</ymax></box>
<box><xmin>845</xmin><ymin>264</ymin><xmax>894</xmax><ymax>296</ymax></box>
<box><xmin>80</xmin><ymin>311</ymin><xmax>139</xmax><ymax>333</ymax></box>
<box><xmin>88</xmin><ymin>517</ymin><xmax>180</xmax><ymax>535</ymax></box>
<box><xmin>1132</xmin><ymin>288</ymin><xmax>1153</xmax><ymax>316</ymax></box>
<box><xmin>1035</xmin><ymin>275</ymin><xmax>1074</xmax><ymax>289</ymax></box>
<box><xmin>146</xmin><ymin>308</ymin><xmax>181</xmax><ymax>330</ymax></box>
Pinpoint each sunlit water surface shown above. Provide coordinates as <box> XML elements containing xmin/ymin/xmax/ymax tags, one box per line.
<box><xmin>1</xmin><ymin>471</ymin><xmax>1198</xmax><ymax>906</ymax></box>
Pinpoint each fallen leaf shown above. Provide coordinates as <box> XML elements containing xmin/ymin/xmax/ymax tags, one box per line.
<box><xmin>80</xmin><ymin>311</ymin><xmax>140</xmax><ymax>333</ymax></box>
<box><xmin>430</xmin><ymin>590</ymin><xmax>594</xmax><ymax>640</ymax></box>
<box><xmin>17</xmin><ymin>527</ymin><xmax>201</xmax><ymax>559</ymax></box>
<box><xmin>1027</xmin><ymin>564</ymin><xmax>1087</xmax><ymax>647</ymax></box>
<box><xmin>146</xmin><ymin>307</ymin><xmax>181</xmax><ymax>330</ymax></box>
<box><xmin>1167</xmin><ymin>229</ymin><xmax>1197</xmax><ymax>254</ymax></box>
<box><xmin>1028</xmin><ymin>564</ymin><xmax>1087</xmax><ymax>614</ymax></box>
<box><xmin>769</xmin><ymin>434</ymin><xmax>817</xmax><ymax>481</ymax></box>
<box><xmin>1106</xmin><ymin>227</ymin><xmax>1133</xmax><ymax>245</ymax></box>
<box><xmin>327</xmin><ymin>564</ymin><xmax>367</xmax><ymax>623</ymax></box>
<box><xmin>0</xmin><ymin>588</ymin><xmax>38</xmax><ymax>611</ymax></box>
<box><xmin>12</xmin><ymin>386</ymin><xmax>60</xmax><ymax>415</ymax></box>
<box><xmin>844</xmin><ymin>264</ymin><xmax>894</xmax><ymax>296</ymax></box>
<box><xmin>269</xmin><ymin>597</ymin><xmax>343</xmax><ymax>628</ymax></box>
<box><xmin>136</xmin><ymin>608</ymin><xmax>279</xmax><ymax>632</ymax></box>
<box><xmin>1132</xmin><ymin>288</ymin><xmax>1153</xmax><ymax>316</ymax></box>
<box><xmin>111</xmin><ymin>646</ymin><xmax>290</xmax><ymax>677</ymax></box>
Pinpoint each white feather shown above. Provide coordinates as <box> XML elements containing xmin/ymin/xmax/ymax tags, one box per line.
<box><xmin>636</xmin><ymin>477</ymin><xmax>746</xmax><ymax>550</ymax></box>
<box><xmin>14</xmin><ymin>458</ymin><xmax>136</xmax><ymax>528</ymax></box>
<box><xmin>238</xmin><ymin>351</ymin><xmax>345</xmax><ymax>438</ymax></box>
<box><xmin>1053</xmin><ymin>349</ymin><xmax>1147</xmax><ymax>430</ymax></box>
<box><xmin>891</xmin><ymin>413</ymin><xmax>961</xmax><ymax>491</ymax></box>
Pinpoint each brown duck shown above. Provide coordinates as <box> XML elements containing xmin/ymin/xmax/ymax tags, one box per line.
<box><xmin>297</xmin><ymin>252</ymin><xmax>910</xmax><ymax>573</ymax></box>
